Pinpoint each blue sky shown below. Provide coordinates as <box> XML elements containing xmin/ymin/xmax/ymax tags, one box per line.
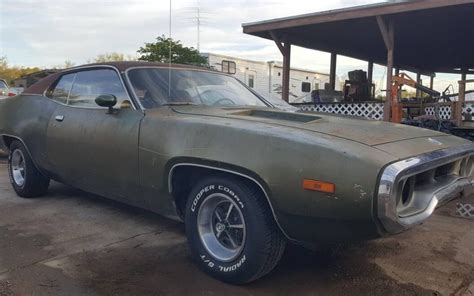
<box><xmin>0</xmin><ymin>0</ymin><xmax>466</xmax><ymax>94</ymax></box>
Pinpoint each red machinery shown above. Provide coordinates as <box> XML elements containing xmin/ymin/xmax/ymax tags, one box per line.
<box><xmin>390</xmin><ymin>73</ymin><xmax>440</xmax><ymax>123</ymax></box>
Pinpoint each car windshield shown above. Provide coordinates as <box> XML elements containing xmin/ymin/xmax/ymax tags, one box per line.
<box><xmin>127</xmin><ymin>68</ymin><xmax>266</xmax><ymax>109</ymax></box>
<box><xmin>0</xmin><ymin>81</ymin><xmax>7</xmax><ymax>89</ymax></box>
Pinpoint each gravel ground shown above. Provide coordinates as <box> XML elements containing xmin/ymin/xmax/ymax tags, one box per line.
<box><xmin>0</xmin><ymin>156</ymin><xmax>472</xmax><ymax>295</ymax></box>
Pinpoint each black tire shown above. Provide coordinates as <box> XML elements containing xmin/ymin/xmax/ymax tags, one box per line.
<box><xmin>8</xmin><ymin>140</ymin><xmax>50</xmax><ymax>198</ymax></box>
<box><xmin>185</xmin><ymin>176</ymin><xmax>286</xmax><ymax>284</ymax></box>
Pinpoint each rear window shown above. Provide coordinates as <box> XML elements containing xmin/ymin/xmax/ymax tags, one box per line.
<box><xmin>0</xmin><ymin>81</ymin><xmax>8</xmax><ymax>89</ymax></box>
<box><xmin>50</xmin><ymin>74</ymin><xmax>75</xmax><ymax>104</ymax></box>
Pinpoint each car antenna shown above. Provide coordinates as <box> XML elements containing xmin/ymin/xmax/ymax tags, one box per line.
<box><xmin>168</xmin><ymin>0</ymin><xmax>172</xmax><ymax>100</ymax></box>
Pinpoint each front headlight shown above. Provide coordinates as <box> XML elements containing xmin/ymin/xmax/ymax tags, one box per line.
<box><xmin>397</xmin><ymin>176</ymin><xmax>415</xmax><ymax>210</ymax></box>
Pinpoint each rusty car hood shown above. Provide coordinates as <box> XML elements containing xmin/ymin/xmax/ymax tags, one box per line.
<box><xmin>168</xmin><ymin>106</ymin><xmax>447</xmax><ymax>146</ymax></box>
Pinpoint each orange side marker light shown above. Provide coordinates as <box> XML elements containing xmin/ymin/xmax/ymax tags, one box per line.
<box><xmin>302</xmin><ymin>179</ymin><xmax>335</xmax><ymax>193</ymax></box>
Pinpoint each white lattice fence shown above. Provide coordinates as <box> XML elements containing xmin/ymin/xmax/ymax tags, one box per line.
<box><xmin>463</xmin><ymin>103</ymin><xmax>474</xmax><ymax>119</ymax></box>
<box><xmin>297</xmin><ymin>102</ymin><xmax>385</xmax><ymax>120</ymax></box>
<box><xmin>424</xmin><ymin>105</ymin><xmax>452</xmax><ymax>119</ymax></box>
<box><xmin>425</xmin><ymin>103</ymin><xmax>474</xmax><ymax>120</ymax></box>
<box><xmin>456</xmin><ymin>203</ymin><xmax>474</xmax><ymax>219</ymax></box>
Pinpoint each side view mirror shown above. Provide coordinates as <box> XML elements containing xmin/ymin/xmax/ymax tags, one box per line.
<box><xmin>95</xmin><ymin>94</ymin><xmax>117</xmax><ymax>114</ymax></box>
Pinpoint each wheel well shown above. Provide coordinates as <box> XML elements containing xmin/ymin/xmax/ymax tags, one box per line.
<box><xmin>170</xmin><ymin>165</ymin><xmax>271</xmax><ymax>220</ymax></box>
<box><xmin>2</xmin><ymin>135</ymin><xmax>15</xmax><ymax>150</ymax></box>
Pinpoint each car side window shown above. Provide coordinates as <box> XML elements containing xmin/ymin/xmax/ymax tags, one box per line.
<box><xmin>68</xmin><ymin>69</ymin><xmax>128</xmax><ymax>108</ymax></box>
<box><xmin>50</xmin><ymin>74</ymin><xmax>75</xmax><ymax>104</ymax></box>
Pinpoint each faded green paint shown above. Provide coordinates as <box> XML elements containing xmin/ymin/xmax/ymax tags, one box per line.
<box><xmin>0</xmin><ymin>67</ymin><xmax>471</xmax><ymax>244</ymax></box>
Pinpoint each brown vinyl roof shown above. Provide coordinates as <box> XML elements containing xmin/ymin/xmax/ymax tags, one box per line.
<box><xmin>24</xmin><ymin>61</ymin><xmax>210</xmax><ymax>95</ymax></box>
<box><xmin>68</xmin><ymin>61</ymin><xmax>207</xmax><ymax>72</ymax></box>
<box><xmin>242</xmin><ymin>0</ymin><xmax>474</xmax><ymax>74</ymax></box>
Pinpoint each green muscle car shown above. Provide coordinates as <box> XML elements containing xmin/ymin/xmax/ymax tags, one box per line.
<box><xmin>0</xmin><ymin>61</ymin><xmax>473</xmax><ymax>283</ymax></box>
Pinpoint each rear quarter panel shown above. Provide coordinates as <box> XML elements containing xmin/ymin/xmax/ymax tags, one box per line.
<box><xmin>0</xmin><ymin>95</ymin><xmax>57</xmax><ymax>172</ymax></box>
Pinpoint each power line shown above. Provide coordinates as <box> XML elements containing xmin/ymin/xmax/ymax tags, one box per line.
<box><xmin>197</xmin><ymin>0</ymin><xmax>200</xmax><ymax>51</ymax></box>
<box><xmin>168</xmin><ymin>0</ymin><xmax>172</xmax><ymax>99</ymax></box>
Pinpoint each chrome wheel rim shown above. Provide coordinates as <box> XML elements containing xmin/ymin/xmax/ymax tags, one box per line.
<box><xmin>11</xmin><ymin>150</ymin><xmax>26</xmax><ymax>187</ymax></box>
<box><xmin>197</xmin><ymin>193</ymin><xmax>246</xmax><ymax>262</ymax></box>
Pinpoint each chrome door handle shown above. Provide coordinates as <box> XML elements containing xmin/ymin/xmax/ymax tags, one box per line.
<box><xmin>55</xmin><ymin>115</ymin><xmax>64</xmax><ymax>122</ymax></box>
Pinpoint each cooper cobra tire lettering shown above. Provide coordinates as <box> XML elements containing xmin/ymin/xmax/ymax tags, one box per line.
<box><xmin>218</xmin><ymin>255</ymin><xmax>246</xmax><ymax>272</ymax></box>
<box><xmin>200</xmin><ymin>254</ymin><xmax>216</xmax><ymax>268</ymax></box>
<box><xmin>191</xmin><ymin>185</ymin><xmax>215</xmax><ymax>212</ymax></box>
<box><xmin>218</xmin><ymin>185</ymin><xmax>244</xmax><ymax>209</ymax></box>
<box><xmin>200</xmin><ymin>253</ymin><xmax>247</xmax><ymax>272</ymax></box>
<box><xmin>185</xmin><ymin>177</ymin><xmax>286</xmax><ymax>284</ymax></box>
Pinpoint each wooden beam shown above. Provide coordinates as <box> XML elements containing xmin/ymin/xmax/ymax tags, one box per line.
<box><xmin>430</xmin><ymin>67</ymin><xmax>474</xmax><ymax>74</ymax></box>
<box><xmin>399</xmin><ymin>65</ymin><xmax>435</xmax><ymax>78</ymax></box>
<box><xmin>269</xmin><ymin>31</ymin><xmax>285</xmax><ymax>55</ymax></box>
<box><xmin>269</xmin><ymin>31</ymin><xmax>291</xmax><ymax>101</ymax></box>
<box><xmin>383</xmin><ymin>18</ymin><xmax>394</xmax><ymax>122</ymax></box>
<box><xmin>416</xmin><ymin>73</ymin><xmax>422</xmax><ymax>98</ymax></box>
<box><xmin>330</xmin><ymin>53</ymin><xmax>337</xmax><ymax>90</ymax></box>
<box><xmin>454</xmin><ymin>69</ymin><xmax>468</xmax><ymax>126</ymax></box>
<box><xmin>368</xmin><ymin>61</ymin><xmax>374</xmax><ymax>97</ymax></box>
<box><xmin>282</xmin><ymin>41</ymin><xmax>291</xmax><ymax>102</ymax></box>
<box><xmin>243</xmin><ymin>0</ymin><xmax>473</xmax><ymax>33</ymax></box>
<box><xmin>456</xmin><ymin>82</ymin><xmax>466</xmax><ymax>126</ymax></box>
<box><xmin>376</xmin><ymin>16</ymin><xmax>392</xmax><ymax>50</ymax></box>
<box><xmin>385</xmin><ymin>49</ymin><xmax>394</xmax><ymax>121</ymax></box>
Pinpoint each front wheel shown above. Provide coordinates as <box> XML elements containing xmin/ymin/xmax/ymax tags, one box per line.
<box><xmin>8</xmin><ymin>140</ymin><xmax>50</xmax><ymax>198</ymax></box>
<box><xmin>185</xmin><ymin>176</ymin><xmax>286</xmax><ymax>284</ymax></box>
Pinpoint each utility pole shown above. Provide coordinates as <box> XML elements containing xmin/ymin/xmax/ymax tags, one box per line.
<box><xmin>197</xmin><ymin>0</ymin><xmax>201</xmax><ymax>52</ymax></box>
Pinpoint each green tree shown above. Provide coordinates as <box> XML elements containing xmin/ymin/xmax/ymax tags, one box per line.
<box><xmin>63</xmin><ymin>60</ymin><xmax>75</xmax><ymax>68</ymax></box>
<box><xmin>137</xmin><ymin>35</ymin><xmax>207</xmax><ymax>66</ymax></box>
<box><xmin>91</xmin><ymin>52</ymin><xmax>135</xmax><ymax>63</ymax></box>
<box><xmin>0</xmin><ymin>56</ymin><xmax>41</xmax><ymax>85</ymax></box>
<box><xmin>51</xmin><ymin>60</ymin><xmax>76</xmax><ymax>70</ymax></box>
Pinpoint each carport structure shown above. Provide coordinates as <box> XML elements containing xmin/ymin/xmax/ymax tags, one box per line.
<box><xmin>242</xmin><ymin>0</ymin><xmax>474</xmax><ymax>122</ymax></box>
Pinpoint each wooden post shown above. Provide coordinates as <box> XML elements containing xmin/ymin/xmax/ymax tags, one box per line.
<box><xmin>270</xmin><ymin>31</ymin><xmax>291</xmax><ymax>102</ymax></box>
<box><xmin>416</xmin><ymin>73</ymin><xmax>422</xmax><ymax>98</ymax></box>
<box><xmin>330</xmin><ymin>53</ymin><xmax>337</xmax><ymax>90</ymax></box>
<box><xmin>394</xmin><ymin>68</ymin><xmax>400</xmax><ymax>103</ymax></box>
<box><xmin>368</xmin><ymin>61</ymin><xmax>374</xmax><ymax>97</ymax></box>
<box><xmin>282</xmin><ymin>42</ymin><xmax>291</xmax><ymax>102</ymax></box>
<box><xmin>430</xmin><ymin>76</ymin><xmax>434</xmax><ymax>90</ymax></box>
<box><xmin>455</xmin><ymin>71</ymin><xmax>468</xmax><ymax>126</ymax></box>
<box><xmin>386</xmin><ymin>48</ymin><xmax>394</xmax><ymax>121</ymax></box>
<box><xmin>377</xmin><ymin>16</ymin><xmax>395</xmax><ymax>122</ymax></box>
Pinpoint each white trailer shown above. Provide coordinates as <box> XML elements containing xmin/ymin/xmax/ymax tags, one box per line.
<box><xmin>202</xmin><ymin>53</ymin><xmax>332</xmax><ymax>102</ymax></box>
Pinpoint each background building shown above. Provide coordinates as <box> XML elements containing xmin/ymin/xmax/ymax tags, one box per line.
<box><xmin>202</xmin><ymin>53</ymin><xmax>332</xmax><ymax>102</ymax></box>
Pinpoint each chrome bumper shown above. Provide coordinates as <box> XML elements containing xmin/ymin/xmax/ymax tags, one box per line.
<box><xmin>377</xmin><ymin>144</ymin><xmax>474</xmax><ymax>234</ymax></box>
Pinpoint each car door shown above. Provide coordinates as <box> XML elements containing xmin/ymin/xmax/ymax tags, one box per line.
<box><xmin>46</xmin><ymin>67</ymin><xmax>145</xmax><ymax>206</ymax></box>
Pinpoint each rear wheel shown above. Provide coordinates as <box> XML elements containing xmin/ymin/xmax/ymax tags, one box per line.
<box><xmin>185</xmin><ymin>176</ymin><xmax>286</xmax><ymax>284</ymax></box>
<box><xmin>8</xmin><ymin>140</ymin><xmax>49</xmax><ymax>197</ymax></box>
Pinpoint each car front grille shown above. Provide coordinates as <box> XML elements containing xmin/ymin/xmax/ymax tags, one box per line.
<box><xmin>377</xmin><ymin>144</ymin><xmax>474</xmax><ymax>234</ymax></box>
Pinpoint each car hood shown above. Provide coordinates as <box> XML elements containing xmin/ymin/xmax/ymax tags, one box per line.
<box><xmin>168</xmin><ymin>105</ymin><xmax>446</xmax><ymax>147</ymax></box>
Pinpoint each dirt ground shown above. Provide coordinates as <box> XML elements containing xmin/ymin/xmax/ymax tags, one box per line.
<box><xmin>0</xmin><ymin>156</ymin><xmax>472</xmax><ymax>296</ymax></box>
